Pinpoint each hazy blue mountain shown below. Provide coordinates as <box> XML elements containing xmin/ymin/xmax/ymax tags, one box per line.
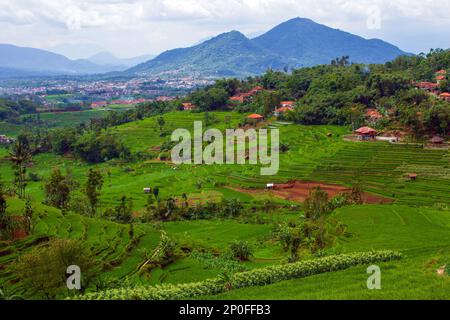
<box><xmin>47</xmin><ymin>43</ymin><xmax>106</xmax><ymax>60</ymax></box>
<box><xmin>0</xmin><ymin>67</ymin><xmax>52</xmax><ymax>79</ymax></box>
<box><xmin>252</xmin><ymin>17</ymin><xmax>409</xmax><ymax>67</ymax></box>
<box><xmin>88</xmin><ymin>51</ymin><xmax>155</xmax><ymax>69</ymax></box>
<box><xmin>127</xmin><ymin>31</ymin><xmax>287</xmax><ymax>77</ymax></box>
<box><xmin>1</xmin><ymin>17</ymin><xmax>410</xmax><ymax>79</ymax></box>
<box><xmin>0</xmin><ymin>44</ymin><xmax>116</xmax><ymax>76</ymax></box>
<box><xmin>127</xmin><ymin>17</ymin><xmax>409</xmax><ymax>77</ymax></box>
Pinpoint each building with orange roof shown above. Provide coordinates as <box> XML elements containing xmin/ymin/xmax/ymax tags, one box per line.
<box><xmin>355</xmin><ymin>127</ymin><xmax>377</xmax><ymax>141</ymax></box>
<box><xmin>436</xmin><ymin>70</ymin><xmax>447</xmax><ymax>75</ymax></box>
<box><xmin>182</xmin><ymin>103</ymin><xmax>196</xmax><ymax>111</ymax></box>
<box><xmin>365</xmin><ymin>109</ymin><xmax>383</xmax><ymax>122</ymax></box>
<box><xmin>415</xmin><ymin>82</ymin><xmax>439</xmax><ymax>91</ymax></box>
<box><xmin>246</xmin><ymin>114</ymin><xmax>264</xmax><ymax>123</ymax></box>
<box><xmin>274</xmin><ymin>106</ymin><xmax>294</xmax><ymax>117</ymax></box>
<box><xmin>91</xmin><ymin>101</ymin><xmax>108</xmax><ymax>108</ymax></box>
<box><xmin>440</xmin><ymin>92</ymin><xmax>450</xmax><ymax>102</ymax></box>
<box><xmin>280</xmin><ymin>101</ymin><xmax>295</xmax><ymax>107</ymax></box>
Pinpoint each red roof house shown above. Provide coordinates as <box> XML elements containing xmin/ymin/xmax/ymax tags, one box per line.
<box><xmin>440</xmin><ymin>93</ymin><xmax>450</xmax><ymax>101</ymax></box>
<box><xmin>436</xmin><ymin>75</ymin><xmax>446</xmax><ymax>81</ymax></box>
<box><xmin>281</xmin><ymin>101</ymin><xmax>295</xmax><ymax>107</ymax></box>
<box><xmin>274</xmin><ymin>106</ymin><xmax>294</xmax><ymax>116</ymax></box>
<box><xmin>415</xmin><ymin>82</ymin><xmax>439</xmax><ymax>91</ymax></box>
<box><xmin>250</xmin><ymin>86</ymin><xmax>264</xmax><ymax>93</ymax></box>
<box><xmin>182</xmin><ymin>103</ymin><xmax>196</xmax><ymax>111</ymax></box>
<box><xmin>230</xmin><ymin>95</ymin><xmax>244</xmax><ymax>103</ymax></box>
<box><xmin>355</xmin><ymin>127</ymin><xmax>378</xmax><ymax>140</ymax></box>
<box><xmin>247</xmin><ymin>113</ymin><xmax>264</xmax><ymax>121</ymax></box>
<box><xmin>365</xmin><ymin>109</ymin><xmax>383</xmax><ymax>121</ymax></box>
<box><xmin>436</xmin><ymin>70</ymin><xmax>447</xmax><ymax>75</ymax></box>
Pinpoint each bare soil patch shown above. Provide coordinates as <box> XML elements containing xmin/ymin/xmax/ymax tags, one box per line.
<box><xmin>234</xmin><ymin>180</ymin><xmax>393</xmax><ymax>204</ymax></box>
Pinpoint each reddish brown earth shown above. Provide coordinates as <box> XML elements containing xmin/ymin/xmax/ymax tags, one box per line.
<box><xmin>234</xmin><ymin>181</ymin><xmax>393</xmax><ymax>204</ymax></box>
<box><xmin>9</xmin><ymin>216</ymin><xmax>28</xmax><ymax>240</ymax></box>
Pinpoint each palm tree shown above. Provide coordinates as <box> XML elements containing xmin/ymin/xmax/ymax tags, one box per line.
<box><xmin>9</xmin><ymin>135</ymin><xmax>33</xmax><ymax>198</ymax></box>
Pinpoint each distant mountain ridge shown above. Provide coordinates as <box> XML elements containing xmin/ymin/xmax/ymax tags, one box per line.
<box><xmin>0</xmin><ymin>45</ymin><xmax>152</xmax><ymax>77</ymax></box>
<box><xmin>0</xmin><ymin>44</ymin><xmax>126</xmax><ymax>76</ymax></box>
<box><xmin>129</xmin><ymin>17</ymin><xmax>409</xmax><ymax>77</ymax></box>
<box><xmin>0</xmin><ymin>17</ymin><xmax>411</xmax><ymax>79</ymax></box>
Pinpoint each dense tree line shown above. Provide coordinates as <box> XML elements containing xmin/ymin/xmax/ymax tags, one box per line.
<box><xmin>0</xmin><ymin>98</ymin><xmax>39</xmax><ymax>121</ymax></box>
<box><xmin>187</xmin><ymin>49</ymin><xmax>450</xmax><ymax>137</ymax></box>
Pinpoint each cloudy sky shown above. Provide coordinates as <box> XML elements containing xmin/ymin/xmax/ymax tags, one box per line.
<box><xmin>0</xmin><ymin>0</ymin><xmax>449</xmax><ymax>59</ymax></box>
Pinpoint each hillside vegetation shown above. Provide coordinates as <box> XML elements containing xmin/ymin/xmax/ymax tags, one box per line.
<box><xmin>0</xmin><ymin>50</ymin><xmax>449</xmax><ymax>300</ymax></box>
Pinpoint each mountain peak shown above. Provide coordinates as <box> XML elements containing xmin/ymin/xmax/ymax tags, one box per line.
<box><xmin>126</xmin><ymin>17</ymin><xmax>408</xmax><ymax>78</ymax></box>
<box><xmin>89</xmin><ymin>51</ymin><xmax>117</xmax><ymax>60</ymax></box>
<box><xmin>206</xmin><ymin>30</ymin><xmax>248</xmax><ymax>43</ymax></box>
<box><xmin>253</xmin><ymin>17</ymin><xmax>407</xmax><ymax>66</ymax></box>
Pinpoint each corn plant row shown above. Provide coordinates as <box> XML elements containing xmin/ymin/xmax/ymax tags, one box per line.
<box><xmin>72</xmin><ymin>250</ymin><xmax>401</xmax><ymax>300</ymax></box>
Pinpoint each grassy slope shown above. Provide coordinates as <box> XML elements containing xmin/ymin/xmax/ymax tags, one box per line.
<box><xmin>204</xmin><ymin>204</ymin><xmax>450</xmax><ymax>299</ymax></box>
<box><xmin>0</xmin><ymin>109</ymin><xmax>109</xmax><ymax>137</ymax></box>
<box><xmin>1</xmin><ymin>112</ymin><xmax>450</xmax><ymax>299</ymax></box>
<box><xmin>0</xmin><ymin>197</ymin><xmax>162</xmax><ymax>297</ymax></box>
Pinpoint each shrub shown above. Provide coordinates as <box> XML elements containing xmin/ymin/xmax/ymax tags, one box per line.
<box><xmin>13</xmin><ymin>239</ymin><xmax>96</xmax><ymax>299</ymax></box>
<box><xmin>72</xmin><ymin>250</ymin><xmax>401</xmax><ymax>300</ymax></box>
<box><xmin>27</xmin><ymin>172</ymin><xmax>41</xmax><ymax>182</ymax></box>
<box><xmin>191</xmin><ymin>251</ymin><xmax>247</xmax><ymax>273</ymax></box>
<box><xmin>229</xmin><ymin>241</ymin><xmax>253</xmax><ymax>261</ymax></box>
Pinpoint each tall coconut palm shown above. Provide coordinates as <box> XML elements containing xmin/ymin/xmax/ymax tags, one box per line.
<box><xmin>9</xmin><ymin>135</ymin><xmax>33</xmax><ymax>199</ymax></box>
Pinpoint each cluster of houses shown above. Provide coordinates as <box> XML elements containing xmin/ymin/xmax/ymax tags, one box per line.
<box><xmin>0</xmin><ymin>134</ymin><xmax>15</xmax><ymax>145</ymax></box>
<box><xmin>229</xmin><ymin>86</ymin><xmax>264</xmax><ymax>103</ymax></box>
<box><xmin>353</xmin><ymin>126</ymin><xmax>446</xmax><ymax>146</ymax></box>
<box><xmin>181</xmin><ymin>84</ymin><xmax>297</xmax><ymax>117</ymax></box>
<box><xmin>414</xmin><ymin>69</ymin><xmax>450</xmax><ymax>102</ymax></box>
<box><xmin>91</xmin><ymin>98</ymin><xmax>149</xmax><ymax>108</ymax></box>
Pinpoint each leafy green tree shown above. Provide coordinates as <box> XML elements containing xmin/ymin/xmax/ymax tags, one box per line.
<box><xmin>191</xmin><ymin>87</ymin><xmax>229</xmax><ymax>111</ymax></box>
<box><xmin>13</xmin><ymin>239</ymin><xmax>96</xmax><ymax>299</ymax></box>
<box><xmin>85</xmin><ymin>169</ymin><xmax>104</xmax><ymax>216</ymax></box>
<box><xmin>303</xmin><ymin>187</ymin><xmax>331</xmax><ymax>220</ymax></box>
<box><xmin>115</xmin><ymin>196</ymin><xmax>133</xmax><ymax>223</ymax></box>
<box><xmin>50</xmin><ymin>128</ymin><xmax>78</xmax><ymax>155</ymax></box>
<box><xmin>439</xmin><ymin>79</ymin><xmax>450</xmax><ymax>93</ymax></box>
<box><xmin>44</xmin><ymin>168</ymin><xmax>74</xmax><ymax>210</ymax></box>
<box><xmin>73</xmin><ymin>131</ymin><xmax>129</xmax><ymax>164</ymax></box>
<box><xmin>221</xmin><ymin>199</ymin><xmax>243</xmax><ymax>217</ymax></box>
<box><xmin>157</xmin><ymin>116</ymin><xmax>165</xmax><ymax>136</ymax></box>
<box><xmin>424</xmin><ymin>103</ymin><xmax>450</xmax><ymax>136</ymax></box>
<box><xmin>152</xmin><ymin>187</ymin><xmax>160</xmax><ymax>200</ymax></box>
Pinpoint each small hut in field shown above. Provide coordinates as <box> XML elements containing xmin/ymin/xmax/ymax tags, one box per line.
<box><xmin>430</xmin><ymin>136</ymin><xmax>445</xmax><ymax>145</ymax></box>
<box><xmin>246</xmin><ymin>113</ymin><xmax>264</xmax><ymax>124</ymax></box>
<box><xmin>355</xmin><ymin>127</ymin><xmax>377</xmax><ymax>141</ymax></box>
